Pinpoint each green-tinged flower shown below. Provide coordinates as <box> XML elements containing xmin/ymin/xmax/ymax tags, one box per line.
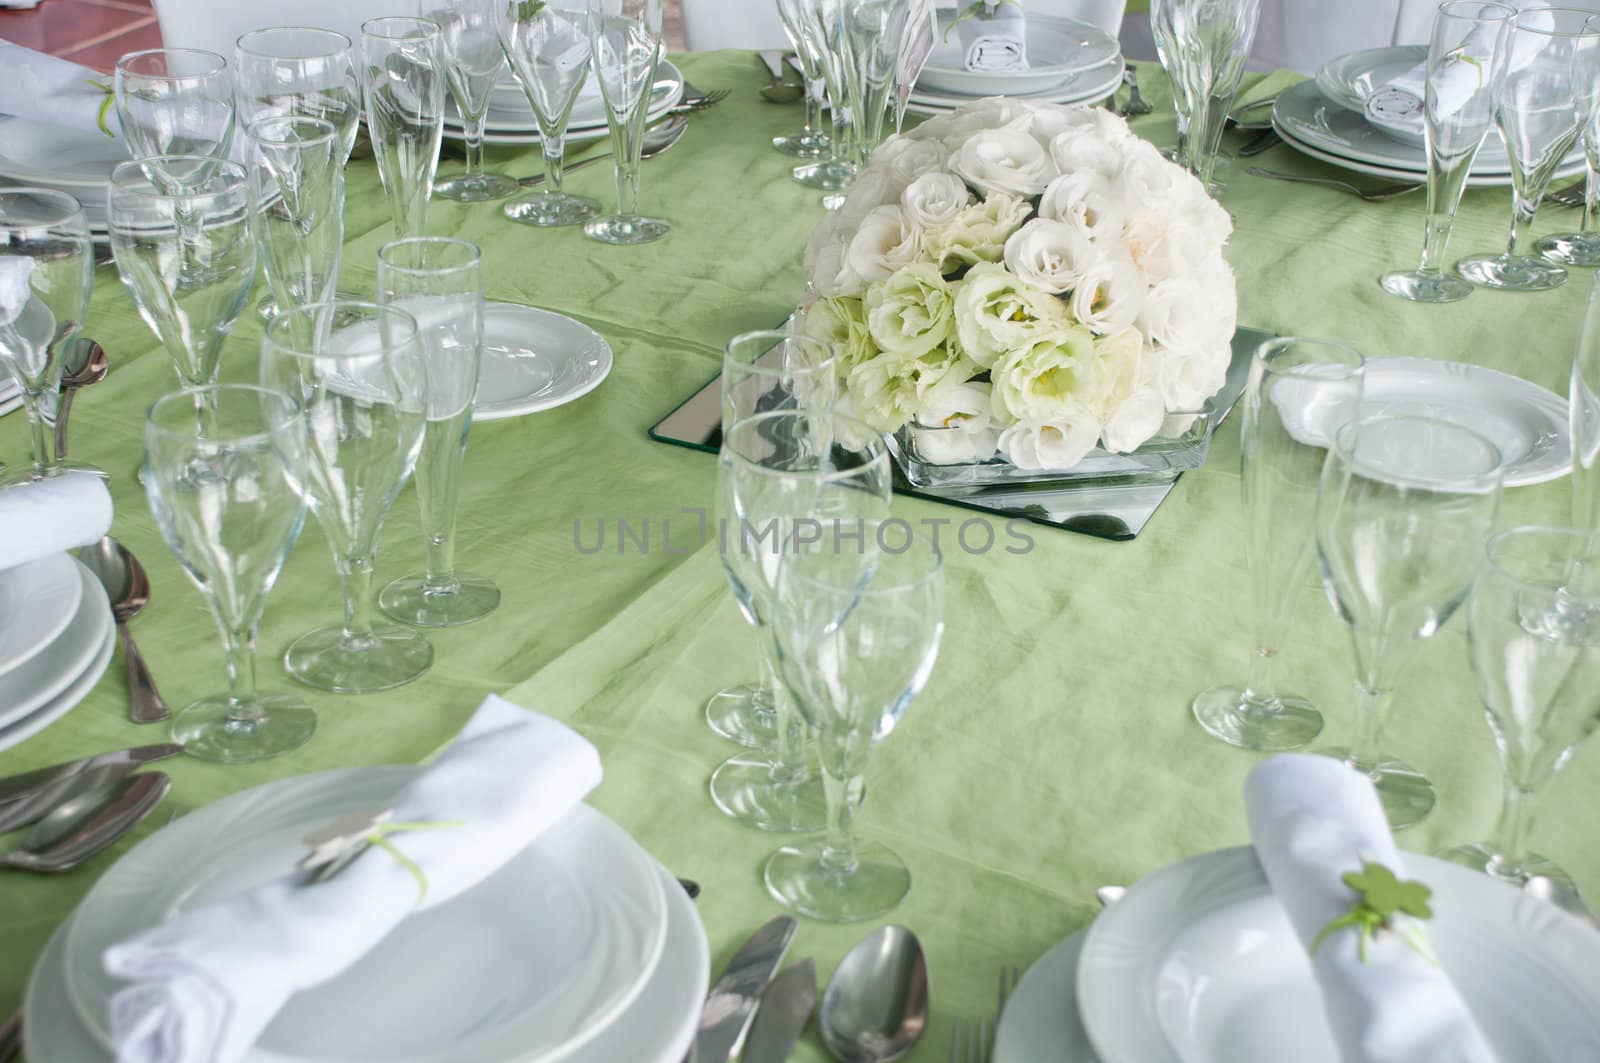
<box><xmin>953</xmin><ymin>262</ymin><xmax>1074</xmax><ymax>370</ymax></box>
<box><xmin>923</xmin><ymin>192</ymin><xmax>1031</xmax><ymax>275</ymax></box>
<box><xmin>990</xmin><ymin>325</ymin><xmax>1099</xmax><ymax>425</ymax></box>
<box><xmin>847</xmin><ymin>345</ymin><xmax>975</xmax><ymax>434</ymax></box>
<box><xmin>865</xmin><ymin>264</ymin><xmax>955</xmax><ymax>359</ymax></box>
<box><xmin>803</xmin><ymin>296</ymin><xmax>877</xmax><ymax>374</ymax></box>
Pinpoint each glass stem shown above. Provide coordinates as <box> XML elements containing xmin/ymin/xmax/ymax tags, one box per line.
<box><xmin>764</xmin><ymin>649</ymin><xmax>808</xmax><ymax>787</ymax></box>
<box><xmin>819</xmin><ymin>758</ymin><xmax>865</xmax><ymax>875</ymax></box>
<box><xmin>1583</xmin><ymin>161</ymin><xmax>1598</xmax><ymax>236</ymax></box>
<box><xmin>1505</xmin><ymin>192</ymin><xmax>1537</xmax><ymax>257</ymax></box>
<box><xmin>614</xmin><ymin>151</ymin><xmax>640</xmax><ymax>219</ymax></box>
<box><xmin>338</xmin><ymin>552</ymin><xmax>377</xmax><ymax>641</ymax></box>
<box><xmin>219</xmin><ymin>619</ymin><xmax>262</xmax><ymax>722</ymax></box>
<box><xmin>803</xmin><ymin>79</ymin><xmax>823</xmax><ymax>138</ymax></box>
<box><xmin>1346</xmin><ymin>678</ymin><xmax>1390</xmax><ymax>771</ymax></box>
<box><xmin>464</xmin><ymin>107</ymin><xmax>488</xmax><ymax>179</ymax></box>
<box><xmin>1490</xmin><ymin>779</ymin><xmax>1536</xmax><ymax>873</ymax></box>
<box><xmin>23</xmin><ymin>391</ymin><xmax>49</xmax><ymax>477</ymax></box>
<box><xmin>541</xmin><ymin>129</ymin><xmax>567</xmax><ymax>196</ymax></box>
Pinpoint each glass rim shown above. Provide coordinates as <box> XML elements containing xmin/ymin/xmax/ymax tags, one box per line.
<box><xmin>724</xmin><ymin>330</ymin><xmax>837</xmax><ymax>376</ymax></box>
<box><xmin>1435</xmin><ymin>0</ymin><xmax>1516</xmax><ymax>20</ymax></box>
<box><xmin>722</xmin><ymin>410</ymin><xmax>889</xmax><ymax>482</ymax></box>
<box><xmin>115</xmin><ymin>47</ymin><xmax>229</xmax><ymax>80</ymax></box>
<box><xmin>1483</xmin><ymin>524</ymin><xmax>1600</xmax><ymax>586</ymax></box>
<box><xmin>1254</xmin><ymin>336</ymin><xmax>1366</xmax><ymax>378</ymax></box>
<box><xmin>1332</xmin><ymin>412</ymin><xmax>1504</xmax><ymax>493</ymax></box>
<box><xmin>1509</xmin><ymin>6</ymin><xmax>1600</xmax><ymax>37</ymax></box>
<box><xmin>145</xmin><ymin>384</ymin><xmax>304</xmax><ymax>444</ymax></box>
<box><xmin>262</xmin><ymin>300</ymin><xmax>422</xmax><ymax>360</ymax></box>
<box><xmin>109</xmin><ymin>158</ymin><xmax>249</xmax><ymax>198</ymax></box>
<box><xmin>247</xmin><ymin>114</ymin><xmax>340</xmax><ymax>147</ymax></box>
<box><xmin>361</xmin><ymin>16</ymin><xmax>443</xmax><ymax>40</ymax></box>
<box><xmin>376</xmin><ymin>236</ymin><xmax>483</xmax><ymax>278</ymax></box>
<box><xmin>235</xmin><ymin>26</ymin><xmax>353</xmax><ymax>59</ymax></box>
<box><xmin>0</xmin><ymin>186</ymin><xmax>87</xmax><ymax>226</ymax></box>
<box><xmin>782</xmin><ymin>525</ymin><xmax>945</xmax><ymax>597</ymax></box>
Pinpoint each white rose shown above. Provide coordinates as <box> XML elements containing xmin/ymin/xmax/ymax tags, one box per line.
<box><xmin>845</xmin><ymin>205</ymin><xmax>923</xmax><ymax>286</ymax></box>
<box><xmin>806</xmin><ymin>225</ymin><xmax>866</xmax><ymax>298</ymax></box>
<box><xmin>997</xmin><ymin>414</ymin><xmax>1100</xmax><ymax>470</ymax></box>
<box><xmin>1101</xmin><ymin>388</ymin><xmax>1166</xmax><ymax>454</ymax></box>
<box><xmin>864</xmin><ymin>264</ymin><xmax>954</xmax><ymax>358</ymax></box>
<box><xmin>912</xmin><ymin>380</ymin><xmax>1000</xmax><ymax>464</ymax></box>
<box><xmin>950</xmin><ymin>118</ymin><xmax>1056</xmax><ymax>196</ymax></box>
<box><xmin>1037</xmin><ymin>172</ymin><xmax>1126</xmax><ymax>245</ymax></box>
<box><xmin>1049</xmin><ymin>129</ymin><xmax>1125</xmax><ymax>181</ymax></box>
<box><xmin>1123</xmin><ymin>214</ymin><xmax>1210</xmax><ymax>280</ymax></box>
<box><xmin>902</xmin><ymin>172</ymin><xmax>972</xmax><ymax>228</ymax></box>
<box><xmin>1003</xmin><ymin>218</ymin><xmax>1095</xmax><ymax>295</ymax></box>
<box><xmin>990</xmin><ymin>327</ymin><xmax>1100</xmax><ymax>424</ymax></box>
<box><xmin>1070</xmin><ymin>255</ymin><xmax>1145</xmax><ymax>336</ymax></box>
<box><xmin>923</xmin><ymin>192</ymin><xmax>1032</xmax><ymax>273</ymax></box>
<box><xmin>952</xmin><ymin>262</ymin><xmax>1073</xmax><ymax>370</ymax></box>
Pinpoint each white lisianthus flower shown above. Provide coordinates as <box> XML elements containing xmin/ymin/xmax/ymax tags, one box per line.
<box><xmin>880</xmin><ymin>136</ymin><xmax>949</xmax><ymax>191</ymax></box>
<box><xmin>845</xmin><ymin>205</ymin><xmax>923</xmax><ymax>285</ymax></box>
<box><xmin>1089</xmin><ymin>326</ymin><xmax>1143</xmax><ymax>414</ymax></box>
<box><xmin>1037</xmin><ymin>172</ymin><xmax>1125</xmax><ymax>245</ymax></box>
<box><xmin>912</xmin><ymin>380</ymin><xmax>1000</xmax><ymax>464</ymax></box>
<box><xmin>1048</xmin><ymin>130</ymin><xmax>1125</xmax><ymax>181</ymax></box>
<box><xmin>1117</xmin><ymin>138</ymin><xmax>1182</xmax><ymax>214</ymax></box>
<box><xmin>1196</xmin><ymin>252</ymin><xmax>1239</xmax><ymax>346</ymax></box>
<box><xmin>806</xmin><ymin>225</ymin><xmax>867</xmax><ymax>299</ymax></box>
<box><xmin>847</xmin><ymin>345</ymin><xmax>974</xmax><ymax>433</ymax></box>
<box><xmin>1045</xmin><ymin>103</ymin><xmax>1134</xmax><ymax>143</ymax></box>
<box><xmin>990</xmin><ymin>326</ymin><xmax>1100</xmax><ymax>423</ymax></box>
<box><xmin>831</xmin><ymin>165</ymin><xmax>899</xmax><ymax>233</ymax></box>
<box><xmin>923</xmin><ymin>192</ymin><xmax>1032</xmax><ymax>273</ymax></box>
<box><xmin>1003</xmin><ymin>218</ymin><xmax>1094</xmax><ymax>295</ymax></box>
<box><xmin>901</xmin><ymin>172</ymin><xmax>973</xmax><ymax>228</ymax></box>
<box><xmin>914</xmin><ymin>97</ymin><xmax>1033</xmax><ymax>149</ymax></box>
<box><xmin>1101</xmin><ymin>388</ymin><xmax>1167</xmax><ymax>454</ymax></box>
<box><xmin>1070</xmin><ymin>255</ymin><xmax>1145</xmax><ymax>336</ymax></box>
<box><xmin>1122</xmin><ymin>213</ymin><xmax>1210</xmax><ymax>281</ymax></box>
<box><xmin>1155</xmin><ymin>342</ymin><xmax>1229</xmax><ymax>411</ymax></box>
<box><xmin>952</xmin><ymin>262</ymin><xmax>1073</xmax><ymax>370</ymax></box>
<box><xmin>864</xmin><ymin>264</ymin><xmax>954</xmax><ymax>358</ymax></box>
<box><xmin>1140</xmin><ymin>275</ymin><xmax>1229</xmax><ymax>356</ymax></box>
<box><xmin>950</xmin><ymin>118</ymin><xmax>1057</xmax><ymax>197</ymax></box>
<box><xmin>998</xmin><ymin>414</ymin><xmax>1101</xmax><ymax>470</ymax></box>
<box><xmin>802</xmin><ymin>295</ymin><xmax>877</xmax><ymax>373</ymax></box>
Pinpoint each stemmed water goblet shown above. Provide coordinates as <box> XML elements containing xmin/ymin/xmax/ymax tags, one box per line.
<box><xmin>707</xmin><ymin>330</ymin><xmax>838</xmax><ymax>748</ymax></box>
<box><xmin>1381</xmin><ymin>1</ymin><xmax>1514</xmax><ymax>303</ymax></box>
<box><xmin>1192</xmin><ymin>337</ymin><xmax>1365</xmax><ymax>751</ymax></box>
<box><xmin>361</xmin><ymin>17</ymin><xmax>447</xmax><ymax>240</ymax></box>
<box><xmin>234</xmin><ymin>27</ymin><xmax>362</xmax><ymax>163</ymax></box>
<box><xmin>114</xmin><ymin>48</ymin><xmax>236</xmax><ymax>191</ymax></box>
<box><xmin>1149</xmin><ymin>0</ymin><xmax>1262</xmax><ymax>190</ymax></box>
<box><xmin>248</xmin><ymin>116</ymin><xmax>345</xmax><ymax>312</ymax></box>
<box><xmin>259</xmin><ymin>301</ymin><xmax>431</xmax><ymax>693</ymax></box>
<box><xmin>773</xmin><ymin>0</ymin><xmax>830</xmax><ymax>159</ymax></box>
<box><xmin>498</xmin><ymin>0</ymin><xmax>601</xmax><ymax>228</ymax></box>
<box><xmin>376</xmin><ymin>237</ymin><xmax>499</xmax><ymax>628</ymax></box>
<box><xmin>143</xmin><ymin>384</ymin><xmax>314</xmax><ymax>762</ymax></box>
<box><xmin>585</xmin><ymin>0</ymin><xmax>670</xmax><ymax>245</ymax></box>
<box><xmin>1438</xmin><ymin>526</ymin><xmax>1600</xmax><ymax>894</ymax></box>
<box><xmin>0</xmin><ymin>189</ymin><xmax>94</xmax><ymax>486</ymax></box>
<box><xmin>421</xmin><ymin>0</ymin><xmax>519</xmax><ymax>202</ymax></box>
<box><xmin>1316</xmin><ymin>413</ymin><xmax>1504</xmax><ymax>829</ymax></box>
<box><xmin>1456</xmin><ymin>7</ymin><xmax>1600</xmax><ymax>292</ymax></box>
<box><xmin>713</xmin><ymin>410</ymin><xmax>890</xmax><ymax>833</ymax></box>
<box><xmin>1536</xmin><ymin>14</ymin><xmax>1600</xmax><ymax>268</ymax></box>
<box><xmin>764</xmin><ymin>525</ymin><xmax>944</xmax><ymax>923</ymax></box>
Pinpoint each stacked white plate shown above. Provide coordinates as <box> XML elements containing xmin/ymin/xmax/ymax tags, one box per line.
<box><xmin>25</xmin><ymin>764</ymin><xmax>710</xmax><ymax>1062</ymax></box>
<box><xmin>444</xmin><ymin>61</ymin><xmax>686</xmax><ymax>147</ymax></box>
<box><xmin>0</xmin><ymin>116</ymin><xmax>128</xmax><ymax>248</ymax></box>
<box><xmin>906</xmin><ymin>12</ymin><xmax>1125</xmax><ymax>116</ymax></box>
<box><xmin>0</xmin><ymin>552</ymin><xmax>115</xmax><ymax>755</ymax></box>
<box><xmin>994</xmin><ymin>846</ymin><xmax>1600</xmax><ymax>1062</ymax></box>
<box><xmin>1273</xmin><ymin>47</ymin><xmax>1587</xmax><ymax>188</ymax></box>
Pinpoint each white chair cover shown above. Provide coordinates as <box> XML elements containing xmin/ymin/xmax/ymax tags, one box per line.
<box><xmin>680</xmin><ymin>0</ymin><xmax>790</xmax><ymax>51</ymax></box>
<box><xmin>150</xmin><ymin>0</ymin><xmax>416</xmax><ymax>60</ymax></box>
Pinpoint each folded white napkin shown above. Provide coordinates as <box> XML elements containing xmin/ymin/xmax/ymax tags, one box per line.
<box><xmin>104</xmin><ymin>695</ymin><xmax>604</xmax><ymax>1063</ymax></box>
<box><xmin>1245</xmin><ymin>755</ymin><xmax>1496</xmax><ymax>1063</ymax></box>
<box><xmin>957</xmin><ymin>1</ymin><xmax>1028</xmax><ymax>72</ymax></box>
<box><xmin>0</xmin><ymin>42</ymin><xmax>123</xmax><ymax>140</ymax></box>
<box><xmin>0</xmin><ymin>474</ymin><xmax>112</xmax><ymax>572</ymax></box>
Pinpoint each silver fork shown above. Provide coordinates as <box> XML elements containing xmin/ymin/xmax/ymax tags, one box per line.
<box><xmin>673</xmin><ymin>81</ymin><xmax>730</xmax><ymax>113</ymax></box>
<box><xmin>1246</xmin><ymin>166</ymin><xmax>1422</xmax><ymax>201</ymax></box>
<box><xmin>1118</xmin><ymin>67</ymin><xmax>1152</xmax><ymax>117</ymax></box>
<box><xmin>950</xmin><ymin>1017</ymin><xmax>990</xmax><ymax>1063</ymax></box>
<box><xmin>1547</xmin><ymin>177</ymin><xmax>1590</xmax><ymax>208</ymax></box>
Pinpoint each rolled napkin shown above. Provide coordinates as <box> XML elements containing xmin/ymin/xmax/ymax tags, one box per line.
<box><xmin>104</xmin><ymin>695</ymin><xmax>604</xmax><ymax>1063</ymax></box>
<box><xmin>956</xmin><ymin>0</ymin><xmax>1028</xmax><ymax>72</ymax></box>
<box><xmin>0</xmin><ymin>474</ymin><xmax>113</xmax><ymax>571</ymax></box>
<box><xmin>0</xmin><ymin>42</ymin><xmax>123</xmax><ymax>140</ymax></box>
<box><xmin>1244</xmin><ymin>754</ymin><xmax>1496</xmax><ymax>1063</ymax></box>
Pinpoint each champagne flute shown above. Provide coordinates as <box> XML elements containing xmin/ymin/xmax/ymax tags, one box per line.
<box><xmin>836</xmin><ymin>0</ymin><xmax>916</xmax><ymax>163</ymax></box>
<box><xmin>1535</xmin><ymin>13</ymin><xmax>1600</xmax><ymax>268</ymax></box>
<box><xmin>361</xmin><ymin>17</ymin><xmax>447</xmax><ymax>240</ymax></box>
<box><xmin>1150</xmin><ymin>0</ymin><xmax>1262</xmax><ymax>190</ymax></box>
<box><xmin>773</xmin><ymin>0</ymin><xmax>830</xmax><ymax>159</ymax></box>
<box><xmin>234</xmin><ymin>27</ymin><xmax>362</xmax><ymax>163</ymax></box>
<box><xmin>1316</xmin><ymin>413</ymin><xmax>1503</xmax><ymax>828</ymax></box>
<box><xmin>248</xmin><ymin>115</ymin><xmax>345</xmax><ymax>313</ymax></box>
<box><xmin>114</xmin><ymin>48</ymin><xmax>236</xmax><ymax>191</ymax></box>
<box><xmin>143</xmin><ymin>384</ymin><xmax>314</xmax><ymax>762</ymax></box>
<box><xmin>423</xmin><ymin>0</ymin><xmax>520</xmax><ymax>202</ymax></box>
<box><xmin>784</xmin><ymin>0</ymin><xmax>857</xmax><ymax>194</ymax></box>
<box><xmin>585</xmin><ymin>0</ymin><xmax>669</xmax><ymax>245</ymax></box>
<box><xmin>498</xmin><ymin>0</ymin><xmax>601</xmax><ymax>227</ymax></box>
<box><xmin>1571</xmin><ymin>274</ymin><xmax>1600</xmax><ymax>533</ymax></box>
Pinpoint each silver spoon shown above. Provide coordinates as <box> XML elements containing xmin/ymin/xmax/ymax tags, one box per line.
<box><xmin>759</xmin><ymin>50</ymin><xmax>805</xmax><ymax>104</ymax></box>
<box><xmin>819</xmin><ymin>925</ymin><xmax>929</xmax><ymax>1062</ymax></box>
<box><xmin>0</xmin><ymin>772</ymin><xmax>169</xmax><ymax>872</ymax></box>
<box><xmin>54</xmin><ymin>337</ymin><xmax>108</xmax><ymax>462</ymax></box>
<box><xmin>1246</xmin><ymin>166</ymin><xmax>1423</xmax><ymax>202</ymax></box>
<box><xmin>516</xmin><ymin>114</ymin><xmax>689</xmax><ymax>189</ymax></box>
<box><xmin>78</xmin><ymin>537</ymin><xmax>172</xmax><ymax>725</ymax></box>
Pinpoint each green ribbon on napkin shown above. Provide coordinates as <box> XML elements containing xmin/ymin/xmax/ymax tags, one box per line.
<box><xmin>1311</xmin><ymin>860</ymin><xmax>1438</xmax><ymax>964</ymax></box>
<box><xmin>299</xmin><ymin>810</ymin><xmax>466</xmax><ymax>904</ymax></box>
<box><xmin>86</xmin><ymin>80</ymin><xmax>115</xmax><ymax>137</ymax></box>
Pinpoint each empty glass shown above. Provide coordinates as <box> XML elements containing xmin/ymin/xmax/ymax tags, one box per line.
<box><xmin>376</xmin><ymin>237</ymin><xmax>498</xmax><ymax>628</ymax></box>
<box><xmin>260</xmin><ymin>302</ymin><xmax>431</xmax><ymax>693</ymax></box>
<box><xmin>1438</xmin><ymin>527</ymin><xmax>1600</xmax><ymax>892</ymax></box>
<box><xmin>423</xmin><ymin>0</ymin><xmax>519</xmax><ymax>201</ymax></box>
<box><xmin>234</xmin><ymin>27</ymin><xmax>362</xmax><ymax>163</ymax></box>
<box><xmin>0</xmin><ymin>189</ymin><xmax>94</xmax><ymax>486</ymax></box>
<box><xmin>362</xmin><ymin>17</ymin><xmax>447</xmax><ymax>240</ymax></box>
<box><xmin>837</xmin><ymin>0</ymin><xmax>916</xmax><ymax>163</ymax></box>
<box><xmin>713</xmin><ymin>410</ymin><xmax>891</xmax><ymax>834</ymax></box>
<box><xmin>1457</xmin><ymin>8</ymin><xmax>1600</xmax><ymax>292</ymax></box>
<box><xmin>108</xmin><ymin>158</ymin><xmax>256</xmax><ymax>389</ymax></box>
<box><xmin>144</xmin><ymin>385</ymin><xmax>314</xmax><ymax>762</ymax></box>
<box><xmin>773</xmin><ymin>0</ymin><xmax>830</xmax><ymax>158</ymax></box>
<box><xmin>1316</xmin><ymin>413</ymin><xmax>1503</xmax><ymax>829</ymax></box>
<box><xmin>1572</xmin><ymin>275</ymin><xmax>1600</xmax><ymax>533</ymax></box>
<box><xmin>1536</xmin><ymin>14</ymin><xmax>1600</xmax><ymax>268</ymax></box>
<box><xmin>498</xmin><ymin>0</ymin><xmax>601</xmax><ymax>227</ymax></box>
<box><xmin>784</xmin><ymin>0</ymin><xmax>857</xmax><ymax>194</ymax></box>
<box><xmin>764</xmin><ymin>528</ymin><xmax>944</xmax><ymax>923</ymax></box>
<box><xmin>585</xmin><ymin>0</ymin><xmax>669</xmax><ymax>245</ymax></box>
<box><xmin>1381</xmin><ymin>1</ymin><xmax>1514</xmax><ymax>303</ymax></box>
<box><xmin>1193</xmin><ymin>337</ymin><xmax>1365</xmax><ymax>751</ymax></box>
<box><xmin>1150</xmin><ymin>0</ymin><xmax>1262</xmax><ymax>190</ymax></box>
<box><xmin>248</xmin><ymin>116</ymin><xmax>345</xmax><ymax>312</ymax></box>
<box><xmin>114</xmin><ymin>49</ymin><xmax>236</xmax><ymax>190</ymax></box>
<box><xmin>707</xmin><ymin>330</ymin><xmax>839</xmax><ymax>748</ymax></box>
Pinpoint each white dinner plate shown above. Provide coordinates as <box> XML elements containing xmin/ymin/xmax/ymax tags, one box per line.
<box><xmin>473</xmin><ymin>302</ymin><xmax>613</xmax><ymax>421</ymax></box>
<box><xmin>0</xmin><ymin>582</ymin><xmax>114</xmax><ymax>756</ymax></box>
<box><xmin>28</xmin><ymin>861</ymin><xmax>708</xmax><ymax>1063</ymax></box>
<box><xmin>444</xmin><ymin>61</ymin><xmax>684</xmax><ymax>144</ymax></box>
<box><xmin>1077</xmin><ymin>847</ymin><xmax>1600</xmax><ymax>1063</ymax></box>
<box><xmin>1316</xmin><ymin>45</ymin><xmax>1425</xmax><ymax>115</ymax></box>
<box><xmin>0</xmin><ymin>553</ymin><xmax>85</xmax><ymax>682</ymax></box>
<box><xmin>0</xmin><ymin>116</ymin><xmax>131</xmax><ymax>188</ymax></box>
<box><xmin>906</xmin><ymin>59</ymin><xmax>1125</xmax><ymax>116</ymax></box>
<box><xmin>64</xmin><ymin>766</ymin><xmax>670</xmax><ymax>1063</ymax></box>
<box><xmin>993</xmin><ymin>929</ymin><xmax>1096</xmax><ymax>1063</ymax></box>
<box><xmin>916</xmin><ymin>11</ymin><xmax>1121</xmax><ymax>97</ymax></box>
<box><xmin>0</xmin><ymin>562</ymin><xmax>115</xmax><ymax>729</ymax></box>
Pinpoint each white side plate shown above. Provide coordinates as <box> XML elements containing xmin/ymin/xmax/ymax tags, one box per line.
<box><xmin>0</xmin><ymin>578</ymin><xmax>114</xmax><ymax>756</ymax></box>
<box><xmin>917</xmin><ymin>12</ymin><xmax>1121</xmax><ymax>97</ymax></box>
<box><xmin>906</xmin><ymin>60</ymin><xmax>1124</xmax><ymax>115</ymax></box>
<box><xmin>993</xmin><ymin>929</ymin><xmax>1096</xmax><ymax>1063</ymax></box>
<box><xmin>0</xmin><ymin>553</ymin><xmax>85</xmax><ymax>681</ymax></box>
<box><xmin>474</xmin><ymin>302</ymin><xmax>613</xmax><ymax>421</ymax></box>
<box><xmin>0</xmin><ymin>562</ymin><xmax>115</xmax><ymax>729</ymax></box>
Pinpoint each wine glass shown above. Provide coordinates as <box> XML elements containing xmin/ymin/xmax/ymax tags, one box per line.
<box><xmin>1456</xmin><ymin>7</ymin><xmax>1600</xmax><ymax>292</ymax></box>
<box><xmin>1150</xmin><ymin>0</ymin><xmax>1262</xmax><ymax>190</ymax></box>
<box><xmin>376</xmin><ymin>237</ymin><xmax>498</xmax><ymax>628</ymax></box>
<box><xmin>143</xmin><ymin>384</ymin><xmax>314</xmax><ymax>762</ymax></box>
<box><xmin>1536</xmin><ymin>13</ymin><xmax>1600</xmax><ymax>268</ymax></box>
<box><xmin>114</xmin><ymin>48</ymin><xmax>236</xmax><ymax>191</ymax></box>
<box><xmin>234</xmin><ymin>27</ymin><xmax>362</xmax><ymax>164</ymax></box>
<box><xmin>783</xmin><ymin>0</ymin><xmax>858</xmax><ymax>195</ymax></box>
<box><xmin>1381</xmin><ymin>1</ymin><xmax>1514</xmax><ymax>303</ymax></box>
<box><xmin>713</xmin><ymin>410</ymin><xmax>891</xmax><ymax>833</ymax></box>
<box><xmin>585</xmin><ymin>0</ymin><xmax>669</xmax><ymax>245</ymax></box>
<box><xmin>108</xmin><ymin>158</ymin><xmax>256</xmax><ymax>389</ymax></box>
<box><xmin>764</xmin><ymin>526</ymin><xmax>944</xmax><ymax>922</ymax></box>
<box><xmin>773</xmin><ymin>0</ymin><xmax>829</xmax><ymax>159</ymax></box>
<box><xmin>707</xmin><ymin>330</ymin><xmax>838</xmax><ymax>748</ymax></box>
<box><xmin>0</xmin><ymin>188</ymin><xmax>94</xmax><ymax>486</ymax></box>
<box><xmin>1438</xmin><ymin>526</ymin><xmax>1600</xmax><ymax>894</ymax></box>
<box><xmin>422</xmin><ymin>0</ymin><xmax>519</xmax><ymax>202</ymax></box>
<box><xmin>259</xmin><ymin>301</ymin><xmax>431</xmax><ymax>693</ymax></box>
<box><xmin>836</xmin><ymin>0</ymin><xmax>917</xmax><ymax>163</ymax></box>
<box><xmin>1316</xmin><ymin>413</ymin><xmax>1504</xmax><ymax>829</ymax></box>
<box><xmin>498</xmin><ymin>0</ymin><xmax>601</xmax><ymax>227</ymax></box>
<box><xmin>1192</xmin><ymin>337</ymin><xmax>1365</xmax><ymax>751</ymax></box>
<box><xmin>1572</xmin><ymin>274</ymin><xmax>1600</xmax><ymax>533</ymax></box>
<box><xmin>248</xmin><ymin>116</ymin><xmax>345</xmax><ymax>312</ymax></box>
<box><xmin>361</xmin><ymin>17</ymin><xmax>447</xmax><ymax>240</ymax></box>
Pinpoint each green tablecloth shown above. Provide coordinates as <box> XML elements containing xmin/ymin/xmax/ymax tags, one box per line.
<box><xmin>2</xmin><ymin>51</ymin><xmax>1597</xmax><ymax>1060</ymax></box>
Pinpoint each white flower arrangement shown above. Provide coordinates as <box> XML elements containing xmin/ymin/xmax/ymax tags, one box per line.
<box><xmin>802</xmin><ymin>97</ymin><xmax>1239</xmax><ymax>471</ymax></box>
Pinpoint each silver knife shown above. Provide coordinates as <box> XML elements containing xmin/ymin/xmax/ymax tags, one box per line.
<box><xmin>0</xmin><ymin>751</ymin><xmax>177</xmax><ymax>835</ymax></box>
<box><xmin>758</xmin><ymin>50</ymin><xmax>789</xmax><ymax>83</ymax></box>
<box><xmin>0</xmin><ymin>743</ymin><xmax>182</xmax><ymax>807</ymax></box>
<box><xmin>694</xmin><ymin>915</ymin><xmax>798</xmax><ymax>1063</ymax></box>
<box><xmin>742</xmin><ymin>959</ymin><xmax>817</xmax><ymax>1063</ymax></box>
